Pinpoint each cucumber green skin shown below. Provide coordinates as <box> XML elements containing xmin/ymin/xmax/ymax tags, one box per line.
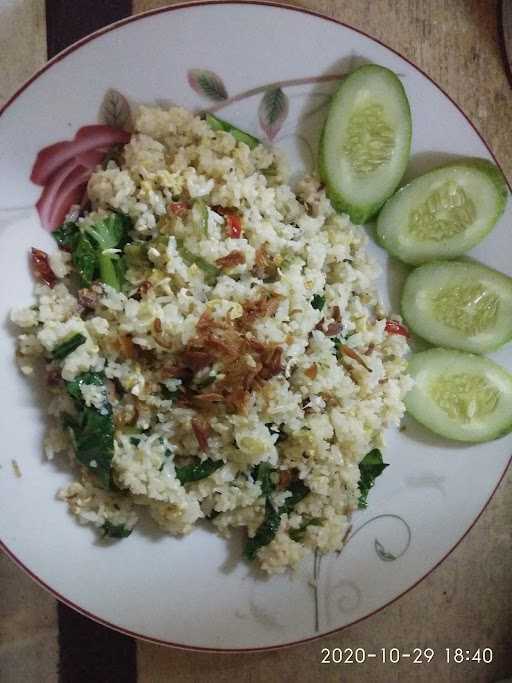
<box><xmin>401</xmin><ymin>260</ymin><xmax>512</xmax><ymax>353</ymax></box>
<box><xmin>376</xmin><ymin>158</ymin><xmax>509</xmax><ymax>264</ymax></box>
<box><xmin>319</xmin><ymin>64</ymin><xmax>412</xmax><ymax>224</ymax></box>
<box><xmin>406</xmin><ymin>348</ymin><xmax>512</xmax><ymax>442</ymax></box>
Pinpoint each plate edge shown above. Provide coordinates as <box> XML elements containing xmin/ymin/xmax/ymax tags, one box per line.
<box><xmin>1</xmin><ymin>0</ymin><xmax>511</xmax><ymax>652</ymax></box>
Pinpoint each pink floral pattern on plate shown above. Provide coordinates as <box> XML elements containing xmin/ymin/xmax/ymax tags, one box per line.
<box><xmin>32</xmin><ymin>125</ymin><xmax>130</xmax><ymax>231</ymax></box>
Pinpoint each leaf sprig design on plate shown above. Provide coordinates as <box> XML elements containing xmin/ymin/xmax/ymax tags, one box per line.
<box><xmin>374</xmin><ymin>538</ymin><xmax>398</xmax><ymax>561</ymax></box>
<box><xmin>100</xmin><ymin>89</ymin><xmax>131</xmax><ymax>129</ymax></box>
<box><xmin>258</xmin><ymin>87</ymin><xmax>289</xmax><ymax>140</ymax></box>
<box><xmin>311</xmin><ymin>515</ymin><xmax>412</xmax><ymax>631</ymax></box>
<box><xmin>188</xmin><ymin>69</ymin><xmax>228</xmax><ymax>101</ymax></box>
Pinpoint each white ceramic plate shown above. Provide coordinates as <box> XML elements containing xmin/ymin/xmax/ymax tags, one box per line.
<box><xmin>0</xmin><ymin>1</ymin><xmax>510</xmax><ymax>651</ymax></box>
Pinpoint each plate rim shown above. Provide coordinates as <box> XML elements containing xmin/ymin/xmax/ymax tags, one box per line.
<box><xmin>1</xmin><ymin>0</ymin><xmax>510</xmax><ymax>653</ymax></box>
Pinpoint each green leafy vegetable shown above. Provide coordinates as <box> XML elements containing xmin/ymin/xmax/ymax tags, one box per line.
<box><xmin>192</xmin><ymin>199</ymin><xmax>209</xmax><ymax>235</ymax></box>
<box><xmin>64</xmin><ymin>372</ymin><xmax>114</xmax><ymax>489</ymax></box>
<box><xmin>52</xmin><ymin>333</ymin><xmax>86</xmax><ymax>360</ymax></box>
<box><xmin>205</xmin><ymin>113</ymin><xmax>260</xmax><ymax>149</ymax></box>
<box><xmin>265</xmin><ymin>422</ymin><xmax>288</xmax><ymax>444</ymax></box>
<box><xmin>311</xmin><ymin>294</ymin><xmax>325</xmax><ymax>311</ymax></box>
<box><xmin>205</xmin><ymin>112</ymin><xmax>229</xmax><ymax>131</ymax></box>
<box><xmin>158</xmin><ymin>448</ymin><xmax>172</xmax><ymax>471</ymax></box>
<box><xmin>357</xmin><ymin>448</ymin><xmax>389</xmax><ymax>509</ymax></box>
<box><xmin>161</xmin><ymin>385</ymin><xmax>181</xmax><ymax>402</ymax></box>
<box><xmin>176</xmin><ymin>239</ymin><xmax>220</xmax><ymax>285</ymax></box>
<box><xmin>244</xmin><ymin>500</ymin><xmax>281</xmax><ymax>560</ymax></box>
<box><xmin>114</xmin><ymin>252</ymin><xmax>127</xmax><ymax>286</ymax></box>
<box><xmin>83</xmin><ymin>213</ymin><xmax>132</xmax><ymax>290</ymax></box>
<box><xmin>175</xmin><ymin>458</ymin><xmax>223</xmax><ymax>484</ymax></box>
<box><xmin>62</xmin><ymin>412</ymin><xmax>79</xmax><ymax>432</ymax></box>
<box><xmin>97</xmin><ymin>252</ymin><xmax>121</xmax><ymax>291</ymax></box>
<box><xmin>53</xmin><ymin>222</ymin><xmax>80</xmax><ymax>250</ymax></box>
<box><xmin>252</xmin><ymin>461</ymin><xmax>277</xmax><ymax>497</ymax></box>
<box><xmin>66</xmin><ymin>213</ymin><xmax>133</xmax><ymax>290</ymax></box>
<box><xmin>244</xmin><ymin>470</ymin><xmax>310</xmax><ymax>560</ymax></box>
<box><xmin>289</xmin><ymin>518</ymin><xmax>321</xmax><ymax>542</ymax></box>
<box><xmin>84</xmin><ymin>212</ymin><xmax>131</xmax><ymax>252</ymax></box>
<box><xmin>102</xmin><ymin>520</ymin><xmax>133</xmax><ymax>539</ymax></box>
<box><xmin>72</xmin><ymin>234</ymin><xmax>97</xmax><ymax>287</ymax></box>
<box><xmin>68</xmin><ymin>405</ymin><xmax>114</xmax><ymax>489</ymax></box>
<box><xmin>66</xmin><ymin>371</ymin><xmax>105</xmax><ymax>402</ymax></box>
<box><xmin>280</xmin><ymin>480</ymin><xmax>310</xmax><ymax>515</ymax></box>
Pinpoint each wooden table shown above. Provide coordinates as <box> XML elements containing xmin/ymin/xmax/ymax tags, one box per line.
<box><xmin>1</xmin><ymin>2</ymin><xmax>511</xmax><ymax>681</ymax></box>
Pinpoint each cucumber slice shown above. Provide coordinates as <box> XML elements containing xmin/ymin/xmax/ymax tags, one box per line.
<box><xmin>402</xmin><ymin>261</ymin><xmax>512</xmax><ymax>353</ymax></box>
<box><xmin>319</xmin><ymin>64</ymin><xmax>412</xmax><ymax>224</ymax></box>
<box><xmin>377</xmin><ymin>159</ymin><xmax>508</xmax><ymax>264</ymax></box>
<box><xmin>406</xmin><ymin>349</ymin><xmax>512</xmax><ymax>442</ymax></box>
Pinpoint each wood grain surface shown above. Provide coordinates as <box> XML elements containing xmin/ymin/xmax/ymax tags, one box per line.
<box><xmin>499</xmin><ymin>0</ymin><xmax>512</xmax><ymax>86</ymax></box>
<box><xmin>0</xmin><ymin>2</ymin><xmax>510</xmax><ymax>682</ymax></box>
<box><xmin>0</xmin><ymin>0</ymin><xmax>46</xmax><ymax>104</ymax></box>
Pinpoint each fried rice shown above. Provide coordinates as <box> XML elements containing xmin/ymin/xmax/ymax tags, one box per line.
<box><xmin>11</xmin><ymin>105</ymin><xmax>412</xmax><ymax>573</ymax></box>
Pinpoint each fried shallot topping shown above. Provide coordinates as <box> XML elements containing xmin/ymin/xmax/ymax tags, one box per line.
<box><xmin>240</xmin><ymin>291</ymin><xmax>283</xmax><ymax>326</ymax></box>
<box><xmin>118</xmin><ymin>334</ymin><xmax>139</xmax><ymax>360</ymax></box>
<box><xmin>215</xmin><ymin>250</ymin><xmax>245</xmax><ymax>269</ymax></box>
<box><xmin>191</xmin><ymin>417</ymin><xmax>210</xmax><ymax>452</ymax></box>
<box><xmin>252</xmin><ymin>244</ymin><xmax>278</xmax><ymax>280</ymax></box>
<box><xmin>163</xmin><ymin>308</ymin><xmax>284</xmax><ymax>414</ymax></box>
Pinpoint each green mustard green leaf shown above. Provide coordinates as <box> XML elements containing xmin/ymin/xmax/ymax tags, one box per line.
<box><xmin>205</xmin><ymin>113</ymin><xmax>260</xmax><ymax>149</ymax></box>
<box><xmin>52</xmin><ymin>221</ymin><xmax>80</xmax><ymax>250</ymax></box>
<box><xmin>175</xmin><ymin>458</ymin><xmax>223</xmax><ymax>484</ymax></box>
<box><xmin>72</xmin><ymin>234</ymin><xmax>97</xmax><ymax>287</ymax></box>
<box><xmin>280</xmin><ymin>480</ymin><xmax>310</xmax><ymax>515</ymax></box>
<box><xmin>289</xmin><ymin>517</ymin><xmax>322</xmax><ymax>542</ymax></box>
<box><xmin>64</xmin><ymin>372</ymin><xmax>114</xmax><ymax>489</ymax></box>
<box><xmin>66</xmin><ymin>371</ymin><xmax>105</xmax><ymax>403</ymax></box>
<box><xmin>176</xmin><ymin>239</ymin><xmax>220</xmax><ymax>285</ymax></box>
<box><xmin>102</xmin><ymin>520</ymin><xmax>133</xmax><ymax>539</ymax></box>
<box><xmin>244</xmin><ymin>473</ymin><xmax>310</xmax><ymax>560</ymax></box>
<box><xmin>311</xmin><ymin>294</ymin><xmax>325</xmax><ymax>310</ymax></box>
<box><xmin>51</xmin><ymin>333</ymin><xmax>86</xmax><ymax>360</ymax></box>
<box><xmin>244</xmin><ymin>499</ymin><xmax>281</xmax><ymax>560</ymax></box>
<box><xmin>357</xmin><ymin>448</ymin><xmax>389</xmax><ymax>509</ymax></box>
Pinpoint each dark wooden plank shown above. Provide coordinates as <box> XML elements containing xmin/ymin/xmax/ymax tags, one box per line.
<box><xmin>46</xmin><ymin>0</ymin><xmax>132</xmax><ymax>59</ymax></box>
<box><xmin>498</xmin><ymin>0</ymin><xmax>512</xmax><ymax>88</ymax></box>
<box><xmin>57</xmin><ymin>602</ymin><xmax>137</xmax><ymax>683</ymax></box>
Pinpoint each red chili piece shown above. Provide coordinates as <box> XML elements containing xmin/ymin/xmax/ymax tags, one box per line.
<box><xmin>31</xmin><ymin>248</ymin><xmax>57</xmax><ymax>288</ymax></box>
<box><xmin>385</xmin><ymin>320</ymin><xmax>410</xmax><ymax>338</ymax></box>
<box><xmin>226</xmin><ymin>213</ymin><xmax>242</xmax><ymax>238</ymax></box>
<box><xmin>168</xmin><ymin>201</ymin><xmax>190</xmax><ymax>217</ymax></box>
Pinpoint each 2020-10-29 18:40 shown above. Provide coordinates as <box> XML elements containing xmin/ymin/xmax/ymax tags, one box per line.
<box><xmin>320</xmin><ymin>647</ymin><xmax>494</xmax><ymax>664</ymax></box>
